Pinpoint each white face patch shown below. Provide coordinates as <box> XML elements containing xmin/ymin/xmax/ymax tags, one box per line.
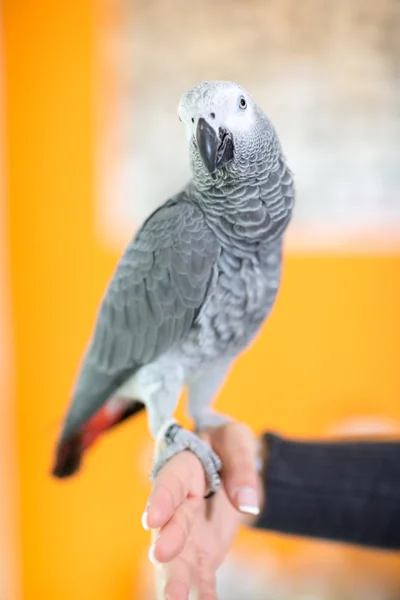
<box><xmin>177</xmin><ymin>81</ymin><xmax>256</xmax><ymax>141</ymax></box>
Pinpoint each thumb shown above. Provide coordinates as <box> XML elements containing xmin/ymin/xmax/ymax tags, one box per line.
<box><xmin>210</xmin><ymin>422</ymin><xmax>261</xmax><ymax>517</ymax></box>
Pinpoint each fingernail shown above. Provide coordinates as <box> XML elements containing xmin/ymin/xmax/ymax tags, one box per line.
<box><xmin>236</xmin><ymin>487</ymin><xmax>260</xmax><ymax>516</ymax></box>
<box><xmin>141</xmin><ymin>509</ymin><xmax>149</xmax><ymax>531</ymax></box>
<box><xmin>148</xmin><ymin>543</ymin><xmax>160</xmax><ymax>566</ymax></box>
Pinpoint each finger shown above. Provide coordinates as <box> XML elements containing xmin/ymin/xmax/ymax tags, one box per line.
<box><xmin>144</xmin><ymin>451</ymin><xmax>199</xmax><ymax>530</ymax></box>
<box><xmin>163</xmin><ymin>555</ymin><xmax>192</xmax><ymax>600</ymax></box>
<box><xmin>210</xmin><ymin>422</ymin><xmax>260</xmax><ymax>516</ymax></box>
<box><xmin>195</xmin><ymin>558</ymin><xmax>218</xmax><ymax>600</ymax></box>
<box><xmin>153</xmin><ymin>496</ymin><xmax>201</xmax><ymax>563</ymax></box>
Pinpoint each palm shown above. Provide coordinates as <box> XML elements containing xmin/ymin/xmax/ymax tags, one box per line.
<box><xmin>158</xmin><ymin>453</ymin><xmax>243</xmax><ymax>599</ymax></box>
<box><xmin>186</xmin><ymin>486</ymin><xmax>241</xmax><ymax>565</ymax></box>
<box><xmin>147</xmin><ymin>424</ymin><xmax>259</xmax><ymax>599</ymax></box>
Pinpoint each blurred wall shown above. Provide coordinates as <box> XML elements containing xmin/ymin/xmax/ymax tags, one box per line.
<box><xmin>3</xmin><ymin>2</ymin><xmax>150</xmax><ymax>599</ymax></box>
<box><xmin>0</xmin><ymin>5</ymin><xmax>19</xmax><ymax>599</ymax></box>
<box><xmin>2</xmin><ymin>1</ymin><xmax>400</xmax><ymax>599</ymax></box>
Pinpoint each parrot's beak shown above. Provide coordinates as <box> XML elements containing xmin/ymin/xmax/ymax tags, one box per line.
<box><xmin>196</xmin><ymin>118</ymin><xmax>234</xmax><ymax>177</ymax></box>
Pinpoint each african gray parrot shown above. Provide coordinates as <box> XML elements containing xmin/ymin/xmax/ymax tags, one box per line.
<box><xmin>52</xmin><ymin>80</ymin><xmax>295</xmax><ymax>495</ymax></box>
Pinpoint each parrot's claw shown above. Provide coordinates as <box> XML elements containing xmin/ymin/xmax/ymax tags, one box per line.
<box><xmin>150</xmin><ymin>421</ymin><xmax>222</xmax><ymax>498</ymax></box>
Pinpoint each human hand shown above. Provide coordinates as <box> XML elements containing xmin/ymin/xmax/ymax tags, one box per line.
<box><xmin>142</xmin><ymin>423</ymin><xmax>263</xmax><ymax>599</ymax></box>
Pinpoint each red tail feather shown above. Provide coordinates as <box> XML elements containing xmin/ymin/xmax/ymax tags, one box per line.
<box><xmin>52</xmin><ymin>399</ymin><xmax>141</xmax><ymax>479</ymax></box>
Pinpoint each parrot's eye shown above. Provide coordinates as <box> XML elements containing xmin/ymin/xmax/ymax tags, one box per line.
<box><xmin>210</xmin><ymin>112</ymin><xmax>215</xmax><ymax>120</ymax></box>
<box><xmin>239</xmin><ymin>96</ymin><xmax>247</xmax><ymax>110</ymax></box>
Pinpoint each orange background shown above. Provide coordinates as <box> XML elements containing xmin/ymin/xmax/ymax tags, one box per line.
<box><xmin>2</xmin><ymin>1</ymin><xmax>400</xmax><ymax>599</ymax></box>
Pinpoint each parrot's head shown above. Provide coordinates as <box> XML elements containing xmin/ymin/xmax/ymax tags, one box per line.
<box><xmin>178</xmin><ymin>80</ymin><xmax>276</xmax><ymax>185</ymax></box>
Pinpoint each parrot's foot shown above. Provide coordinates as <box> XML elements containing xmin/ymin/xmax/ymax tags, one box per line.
<box><xmin>150</xmin><ymin>420</ymin><xmax>222</xmax><ymax>498</ymax></box>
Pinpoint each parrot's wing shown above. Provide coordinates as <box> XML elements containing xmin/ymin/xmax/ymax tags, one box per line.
<box><xmin>59</xmin><ymin>195</ymin><xmax>220</xmax><ymax>444</ymax></box>
<box><xmin>91</xmin><ymin>195</ymin><xmax>219</xmax><ymax>371</ymax></box>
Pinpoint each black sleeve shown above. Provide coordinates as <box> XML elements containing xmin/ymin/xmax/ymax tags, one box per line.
<box><xmin>253</xmin><ymin>433</ymin><xmax>400</xmax><ymax>550</ymax></box>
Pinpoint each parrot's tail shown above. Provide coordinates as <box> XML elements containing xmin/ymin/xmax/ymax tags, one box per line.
<box><xmin>51</xmin><ymin>399</ymin><xmax>145</xmax><ymax>478</ymax></box>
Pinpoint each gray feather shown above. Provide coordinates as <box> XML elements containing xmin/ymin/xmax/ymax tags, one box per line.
<box><xmin>60</xmin><ymin>195</ymin><xmax>219</xmax><ymax>440</ymax></box>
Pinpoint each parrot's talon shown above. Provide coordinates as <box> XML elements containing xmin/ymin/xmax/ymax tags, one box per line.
<box><xmin>151</xmin><ymin>423</ymin><xmax>222</xmax><ymax>497</ymax></box>
<box><xmin>204</xmin><ymin>489</ymin><xmax>216</xmax><ymax>500</ymax></box>
<box><xmin>164</xmin><ymin>423</ymin><xmax>182</xmax><ymax>444</ymax></box>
